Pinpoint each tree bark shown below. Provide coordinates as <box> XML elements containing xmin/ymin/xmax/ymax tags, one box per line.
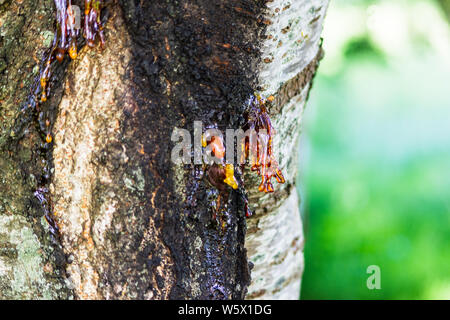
<box><xmin>0</xmin><ymin>0</ymin><xmax>328</xmax><ymax>299</ymax></box>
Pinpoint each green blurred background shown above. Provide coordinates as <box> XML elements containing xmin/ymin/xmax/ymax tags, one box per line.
<box><xmin>299</xmin><ymin>0</ymin><xmax>450</xmax><ymax>299</ymax></box>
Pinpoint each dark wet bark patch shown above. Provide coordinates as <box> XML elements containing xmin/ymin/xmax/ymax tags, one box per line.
<box><xmin>119</xmin><ymin>0</ymin><xmax>268</xmax><ymax>299</ymax></box>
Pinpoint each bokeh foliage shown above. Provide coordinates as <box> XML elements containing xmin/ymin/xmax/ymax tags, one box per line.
<box><xmin>300</xmin><ymin>0</ymin><xmax>450</xmax><ymax>299</ymax></box>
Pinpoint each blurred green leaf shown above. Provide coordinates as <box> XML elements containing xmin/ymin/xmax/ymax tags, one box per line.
<box><xmin>300</xmin><ymin>0</ymin><xmax>450</xmax><ymax>300</ymax></box>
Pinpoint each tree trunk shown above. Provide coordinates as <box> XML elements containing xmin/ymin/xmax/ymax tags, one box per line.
<box><xmin>0</xmin><ymin>0</ymin><xmax>328</xmax><ymax>299</ymax></box>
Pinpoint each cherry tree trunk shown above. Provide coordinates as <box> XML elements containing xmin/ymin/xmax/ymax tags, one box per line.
<box><xmin>0</xmin><ymin>0</ymin><xmax>328</xmax><ymax>299</ymax></box>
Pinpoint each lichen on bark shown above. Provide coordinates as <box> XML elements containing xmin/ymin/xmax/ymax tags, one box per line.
<box><xmin>0</xmin><ymin>0</ymin><xmax>73</xmax><ymax>299</ymax></box>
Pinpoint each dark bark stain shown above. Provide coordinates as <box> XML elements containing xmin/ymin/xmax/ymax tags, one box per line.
<box><xmin>118</xmin><ymin>0</ymin><xmax>268</xmax><ymax>299</ymax></box>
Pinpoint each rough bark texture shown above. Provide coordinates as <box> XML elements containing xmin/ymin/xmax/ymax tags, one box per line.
<box><xmin>0</xmin><ymin>0</ymin><xmax>73</xmax><ymax>299</ymax></box>
<box><xmin>0</xmin><ymin>0</ymin><xmax>328</xmax><ymax>299</ymax></box>
<box><xmin>245</xmin><ymin>0</ymin><xmax>328</xmax><ymax>299</ymax></box>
